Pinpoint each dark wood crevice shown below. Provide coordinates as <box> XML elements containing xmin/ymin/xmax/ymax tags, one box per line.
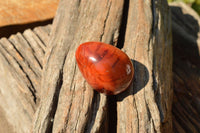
<box><xmin>116</xmin><ymin>0</ymin><xmax>129</xmax><ymax>49</ymax></box>
<box><xmin>0</xmin><ymin>38</ymin><xmax>37</xmax><ymax>103</ymax></box>
<box><xmin>46</xmin><ymin>70</ymin><xmax>64</xmax><ymax>133</ymax></box>
<box><xmin>107</xmin><ymin>95</ymin><xmax>117</xmax><ymax>133</ymax></box>
<box><xmin>4</xmin><ymin>0</ymin><xmax>200</xmax><ymax>133</ymax></box>
<box><xmin>0</xmin><ymin>25</ymin><xmax>52</xmax><ymax>133</ymax></box>
<box><xmin>20</xmin><ymin>33</ymin><xmax>43</xmax><ymax>69</ymax></box>
<box><xmin>107</xmin><ymin>0</ymin><xmax>129</xmax><ymax>132</ymax></box>
<box><xmin>84</xmin><ymin>91</ymin><xmax>100</xmax><ymax>132</ymax></box>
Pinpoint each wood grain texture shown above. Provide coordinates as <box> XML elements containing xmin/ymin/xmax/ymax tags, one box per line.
<box><xmin>0</xmin><ymin>1</ymin><xmax>199</xmax><ymax>132</ymax></box>
<box><xmin>170</xmin><ymin>2</ymin><xmax>200</xmax><ymax>133</ymax></box>
<box><xmin>116</xmin><ymin>0</ymin><xmax>173</xmax><ymax>132</ymax></box>
<box><xmin>32</xmin><ymin>0</ymin><xmax>174</xmax><ymax>132</ymax></box>
<box><xmin>0</xmin><ymin>106</ymin><xmax>14</xmax><ymax>133</ymax></box>
<box><xmin>0</xmin><ymin>25</ymin><xmax>51</xmax><ymax>133</ymax></box>
<box><xmin>0</xmin><ymin>0</ymin><xmax>176</xmax><ymax>132</ymax></box>
<box><xmin>33</xmin><ymin>0</ymin><xmax>124</xmax><ymax>132</ymax></box>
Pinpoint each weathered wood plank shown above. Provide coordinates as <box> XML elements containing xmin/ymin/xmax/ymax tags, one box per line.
<box><xmin>0</xmin><ymin>1</ymin><xmax>199</xmax><ymax>133</ymax></box>
<box><xmin>33</xmin><ymin>24</ymin><xmax>51</xmax><ymax>47</ymax></box>
<box><xmin>116</xmin><ymin>0</ymin><xmax>173</xmax><ymax>132</ymax></box>
<box><xmin>170</xmin><ymin>2</ymin><xmax>200</xmax><ymax>132</ymax></box>
<box><xmin>23</xmin><ymin>29</ymin><xmax>45</xmax><ymax>65</ymax></box>
<box><xmin>32</xmin><ymin>0</ymin><xmax>174</xmax><ymax>132</ymax></box>
<box><xmin>0</xmin><ymin>25</ymin><xmax>51</xmax><ymax>133</ymax></box>
<box><xmin>33</xmin><ymin>0</ymin><xmax>124</xmax><ymax>132</ymax></box>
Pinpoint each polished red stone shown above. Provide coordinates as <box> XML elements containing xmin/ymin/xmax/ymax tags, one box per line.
<box><xmin>75</xmin><ymin>42</ymin><xmax>134</xmax><ymax>95</ymax></box>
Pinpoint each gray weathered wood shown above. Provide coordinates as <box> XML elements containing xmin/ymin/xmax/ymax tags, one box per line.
<box><xmin>32</xmin><ymin>0</ymin><xmax>173</xmax><ymax>132</ymax></box>
<box><xmin>116</xmin><ymin>0</ymin><xmax>173</xmax><ymax>132</ymax></box>
<box><xmin>0</xmin><ymin>1</ymin><xmax>199</xmax><ymax>133</ymax></box>
<box><xmin>33</xmin><ymin>0</ymin><xmax>124</xmax><ymax>132</ymax></box>
<box><xmin>0</xmin><ymin>25</ymin><xmax>51</xmax><ymax>133</ymax></box>
<box><xmin>0</xmin><ymin>0</ymin><xmax>185</xmax><ymax>133</ymax></box>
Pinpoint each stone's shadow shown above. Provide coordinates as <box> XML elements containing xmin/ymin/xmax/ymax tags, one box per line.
<box><xmin>116</xmin><ymin>60</ymin><xmax>149</xmax><ymax>101</ymax></box>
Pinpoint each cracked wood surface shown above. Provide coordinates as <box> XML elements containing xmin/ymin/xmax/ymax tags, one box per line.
<box><xmin>33</xmin><ymin>0</ymin><xmax>124</xmax><ymax>132</ymax></box>
<box><xmin>0</xmin><ymin>1</ymin><xmax>199</xmax><ymax>133</ymax></box>
<box><xmin>116</xmin><ymin>0</ymin><xmax>173</xmax><ymax>132</ymax></box>
<box><xmin>170</xmin><ymin>2</ymin><xmax>200</xmax><ymax>133</ymax></box>
<box><xmin>0</xmin><ymin>25</ymin><xmax>51</xmax><ymax>133</ymax></box>
<box><xmin>5</xmin><ymin>0</ymin><xmax>200</xmax><ymax>133</ymax></box>
<box><xmin>32</xmin><ymin>0</ymin><xmax>173</xmax><ymax>132</ymax></box>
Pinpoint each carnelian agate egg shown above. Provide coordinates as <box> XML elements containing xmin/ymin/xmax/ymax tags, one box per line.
<box><xmin>75</xmin><ymin>42</ymin><xmax>134</xmax><ymax>95</ymax></box>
